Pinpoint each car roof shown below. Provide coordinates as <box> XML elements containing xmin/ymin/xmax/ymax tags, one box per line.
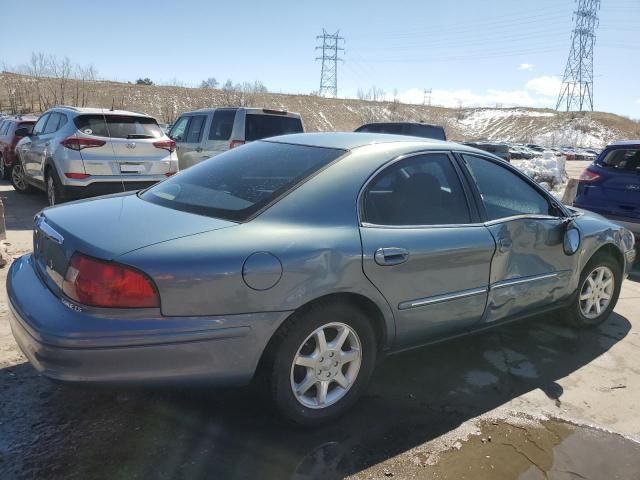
<box><xmin>51</xmin><ymin>106</ymin><xmax>152</xmax><ymax>117</ymax></box>
<box><xmin>608</xmin><ymin>140</ymin><xmax>640</xmax><ymax>147</ymax></box>
<box><xmin>265</xmin><ymin>132</ymin><xmax>484</xmax><ymax>153</ymax></box>
<box><xmin>187</xmin><ymin>107</ymin><xmax>300</xmax><ymax>117</ymax></box>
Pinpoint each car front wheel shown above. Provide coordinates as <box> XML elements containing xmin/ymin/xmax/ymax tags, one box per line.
<box><xmin>262</xmin><ymin>301</ymin><xmax>377</xmax><ymax>425</ymax></box>
<box><xmin>566</xmin><ymin>252</ymin><xmax>622</xmax><ymax>328</ymax></box>
<box><xmin>11</xmin><ymin>158</ymin><xmax>33</xmax><ymax>194</ymax></box>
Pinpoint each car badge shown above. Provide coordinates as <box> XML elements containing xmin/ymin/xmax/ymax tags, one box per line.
<box><xmin>126</xmin><ymin>142</ymin><xmax>137</xmax><ymax>149</ymax></box>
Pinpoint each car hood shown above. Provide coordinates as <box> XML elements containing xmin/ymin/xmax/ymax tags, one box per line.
<box><xmin>42</xmin><ymin>192</ymin><xmax>236</xmax><ymax>260</ymax></box>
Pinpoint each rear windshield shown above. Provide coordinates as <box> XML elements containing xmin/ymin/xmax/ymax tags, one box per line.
<box><xmin>244</xmin><ymin>114</ymin><xmax>303</xmax><ymax>141</ymax></box>
<box><xmin>74</xmin><ymin>115</ymin><xmax>164</xmax><ymax>139</ymax></box>
<box><xmin>355</xmin><ymin>123</ymin><xmax>446</xmax><ymax>140</ymax></box>
<box><xmin>600</xmin><ymin>149</ymin><xmax>640</xmax><ymax>171</ymax></box>
<box><xmin>209</xmin><ymin>109</ymin><xmax>237</xmax><ymax>140</ymax></box>
<box><xmin>141</xmin><ymin>141</ymin><xmax>344</xmax><ymax>221</ymax></box>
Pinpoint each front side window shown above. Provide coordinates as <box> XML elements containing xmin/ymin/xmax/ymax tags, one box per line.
<box><xmin>184</xmin><ymin>115</ymin><xmax>206</xmax><ymax>143</ymax></box>
<box><xmin>462</xmin><ymin>154</ymin><xmax>551</xmax><ymax>221</ymax></box>
<box><xmin>169</xmin><ymin>116</ymin><xmax>189</xmax><ymax>141</ymax></box>
<box><xmin>362</xmin><ymin>153</ymin><xmax>471</xmax><ymax>226</ymax></box>
<box><xmin>141</xmin><ymin>141</ymin><xmax>344</xmax><ymax>221</ymax></box>
<box><xmin>208</xmin><ymin>109</ymin><xmax>236</xmax><ymax>140</ymax></box>
<box><xmin>32</xmin><ymin>114</ymin><xmax>49</xmax><ymax>136</ymax></box>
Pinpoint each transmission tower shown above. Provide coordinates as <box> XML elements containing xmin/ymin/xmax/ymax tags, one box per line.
<box><xmin>556</xmin><ymin>0</ymin><xmax>601</xmax><ymax>112</ymax></box>
<box><xmin>315</xmin><ymin>29</ymin><xmax>344</xmax><ymax>98</ymax></box>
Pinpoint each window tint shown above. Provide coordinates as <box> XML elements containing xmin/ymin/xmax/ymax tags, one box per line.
<box><xmin>601</xmin><ymin>149</ymin><xmax>640</xmax><ymax>171</ymax></box>
<box><xmin>184</xmin><ymin>115</ymin><xmax>206</xmax><ymax>143</ymax></box>
<box><xmin>462</xmin><ymin>154</ymin><xmax>551</xmax><ymax>220</ymax></box>
<box><xmin>208</xmin><ymin>109</ymin><xmax>236</xmax><ymax>140</ymax></box>
<box><xmin>244</xmin><ymin>114</ymin><xmax>303</xmax><ymax>141</ymax></box>
<box><xmin>363</xmin><ymin>153</ymin><xmax>470</xmax><ymax>226</ymax></box>
<box><xmin>32</xmin><ymin>114</ymin><xmax>49</xmax><ymax>136</ymax></box>
<box><xmin>169</xmin><ymin>116</ymin><xmax>189</xmax><ymax>142</ymax></box>
<box><xmin>141</xmin><ymin>141</ymin><xmax>344</xmax><ymax>221</ymax></box>
<box><xmin>43</xmin><ymin>113</ymin><xmax>61</xmax><ymax>134</ymax></box>
<box><xmin>74</xmin><ymin>115</ymin><xmax>163</xmax><ymax>139</ymax></box>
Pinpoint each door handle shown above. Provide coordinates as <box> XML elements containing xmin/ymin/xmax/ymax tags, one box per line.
<box><xmin>374</xmin><ymin>247</ymin><xmax>409</xmax><ymax>266</ymax></box>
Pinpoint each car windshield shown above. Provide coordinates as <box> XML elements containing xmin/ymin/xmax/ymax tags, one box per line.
<box><xmin>140</xmin><ymin>141</ymin><xmax>345</xmax><ymax>221</ymax></box>
<box><xmin>74</xmin><ymin>114</ymin><xmax>164</xmax><ymax>139</ymax></box>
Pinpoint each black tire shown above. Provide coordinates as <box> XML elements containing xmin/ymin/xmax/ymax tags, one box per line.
<box><xmin>0</xmin><ymin>154</ymin><xmax>8</xmax><ymax>180</ymax></box>
<box><xmin>565</xmin><ymin>251</ymin><xmax>622</xmax><ymax>328</ymax></box>
<box><xmin>10</xmin><ymin>156</ymin><xmax>34</xmax><ymax>194</ymax></box>
<box><xmin>261</xmin><ymin>300</ymin><xmax>378</xmax><ymax>426</ymax></box>
<box><xmin>45</xmin><ymin>167</ymin><xmax>68</xmax><ymax>206</ymax></box>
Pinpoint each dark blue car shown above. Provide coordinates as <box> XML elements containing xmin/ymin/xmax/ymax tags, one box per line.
<box><xmin>574</xmin><ymin>140</ymin><xmax>640</xmax><ymax>237</ymax></box>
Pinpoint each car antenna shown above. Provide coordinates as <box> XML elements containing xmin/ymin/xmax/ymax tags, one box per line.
<box><xmin>110</xmin><ymin>97</ymin><xmax>115</xmax><ymax>111</ymax></box>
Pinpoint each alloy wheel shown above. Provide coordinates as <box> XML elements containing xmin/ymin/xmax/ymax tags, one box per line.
<box><xmin>290</xmin><ymin>322</ymin><xmax>362</xmax><ymax>409</ymax></box>
<box><xmin>579</xmin><ymin>265</ymin><xmax>614</xmax><ymax>319</ymax></box>
<box><xmin>12</xmin><ymin>164</ymin><xmax>26</xmax><ymax>191</ymax></box>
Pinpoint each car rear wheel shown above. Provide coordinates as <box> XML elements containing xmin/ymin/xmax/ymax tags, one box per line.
<box><xmin>262</xmin><ymin>301</ymin><xmax>377</xmax><ymax>426</ymax></box>
<box><xmin>45</xmin><ymin>168</ymin><xmax>68</xmax><ymax>206</ymax></box>
<box><xmin>566</xmin><ymin>252</ymin><xmax>622</xmax><ymax>328</ymax></box>
<box><xmin>11</xmin><ymin>158</ymin><xmax>33</xmax><ymax>194</ymax></box>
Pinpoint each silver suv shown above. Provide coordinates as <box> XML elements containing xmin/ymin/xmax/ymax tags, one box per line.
<box><xmin>170</xmin><ymin>107</ymin><xmax>303</xmax><ymax>170</ymax></box>
<box><xmin>13</xmin><ymin>106</ymin><xmax>178</xmax><ymax>206</ymax></box>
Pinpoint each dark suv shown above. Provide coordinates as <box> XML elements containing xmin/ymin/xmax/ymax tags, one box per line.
<box><xmin>0</xmin><ymin>116</ymin><xmax>37</xmax><ymax>179</ymax></box>
<box><xmin>355</xmin><ymin>122</ymin><xmax>447</xmax><ymax>141</ymax></box>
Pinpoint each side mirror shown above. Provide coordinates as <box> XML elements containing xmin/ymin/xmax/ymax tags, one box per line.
<box><xmin>14</xmin><ymin>127</ymin><xmax>31</xmax><ymax>138</ymax></box>
<box><xmin>563</xmin><ymin>222</ymin><xmax>581</xmax><ymax>256</ymax></box>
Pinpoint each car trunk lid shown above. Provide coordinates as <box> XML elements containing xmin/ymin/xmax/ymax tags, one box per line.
<box><xmin>33</xmin><ymin>193</ymin><xmax>236</xmax><ymax>296</ymax></box>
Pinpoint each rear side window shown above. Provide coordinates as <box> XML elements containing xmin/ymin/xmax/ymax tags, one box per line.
<box><xmin>74</xmin><ymin>115</ymin><xmax>163</xmax><ymax>139</ymax></box>
<box><xmin>601</xmin><ymin>149</ymin><xmax>640</xmax><ymax>171</ymax></box>
<box><xmin>141</xmin><ymin>141</ymin><xmax>343</xmax><ymax>221</ymax></box>
<box><xmin>185</xmin><ymin>115</ymin><xmax>206</xmax><ymax>143</ymax></box>
<box><xmin>462</xmin><ymin>154</ymin><xmax>551</xmax><ymax>220</ymax></box>
<box><xmin>208</xmin><ymin>110</ymin><xmax>236</xmax><ymax>140</ymax></box>
<box><xmin>244</xmin><ymin>115</ymin><xmax>303</xmax><ymax>141</ymax></box>
<box><xmin>363</xmin><ymin>153</ymin><xmax>470</xmax><ymax>226</ymax></box>
<box><xmin>0</xmin><ymin>121</ymin><xmax>9</xmax><ymax>135</ymax></box>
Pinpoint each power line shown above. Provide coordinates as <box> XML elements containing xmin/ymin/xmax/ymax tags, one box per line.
<box><xmin>315</xmin><ymin>29</ymin><xmax>344</xmax><ymax>98</ymax></box>
<box><xmin>556</xmin><ymin>0</ymin><xmax>601</xmax><ymax>112</ymax></box>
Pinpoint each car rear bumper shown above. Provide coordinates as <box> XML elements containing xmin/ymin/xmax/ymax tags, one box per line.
<box><xmin>63</xmin><ymin>180</ymin><xmax>162</xmax><ymax>200</ymax></box>
<box><xmin>7</xmin><ymin>254</ymin><xmax>292</xmax><ymax>385</ymax></box>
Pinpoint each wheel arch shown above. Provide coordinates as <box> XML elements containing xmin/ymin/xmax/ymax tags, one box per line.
<box><xmin>589</xmin><ymin>242</ymin><xmax>625</xmax><ymax>272</ymax></box>
<box><xmin>255</xmin><ymin>292</ymin><xmax>390</xmax><ymax>380</ymax></box>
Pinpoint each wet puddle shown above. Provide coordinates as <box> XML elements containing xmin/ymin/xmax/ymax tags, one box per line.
<box><xmin>383</xmin><ymin>419</ymin><xmax>640</xmax><ymax>480</ymax></box>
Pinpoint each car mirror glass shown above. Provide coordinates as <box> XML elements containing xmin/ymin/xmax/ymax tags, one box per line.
<box><xmin>563</xmin><ymin>224</ymin><xmax>581</xmax><ymax>256</ymax></box>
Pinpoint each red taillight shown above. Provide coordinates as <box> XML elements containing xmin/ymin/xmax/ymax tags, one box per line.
<box><xmin>229</xmin><ymin>139</ymin><xmax>245</xmax><ymax>149</ymax></box>
<box><xmin>153</xmin><ymin>139</ymin><xmax>176</xmax><ymax>153</ymax></box>
<box><xmin>579</xmin><ymin>168</ymin><xmax>601</xmax><ymax>183</ymax></box>
<box><xmin>61</xmin><ymin>137</ymin><xmax>106</xmax><ymax>151</ymax></box>
<box><xmin>62</xmin><ymin>253</ymin><xmax>159</xmax><ymax>308</ymax></box>
<box><xmin>65</xmin><ymin>172</ymin><xmax>91</xmax><ymax>179</ymax></box>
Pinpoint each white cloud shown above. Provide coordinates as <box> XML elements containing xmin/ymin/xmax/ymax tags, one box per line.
<box><xmin>525</xmin><ymin>75</ymin><xmax>562</xmax><ymax>97</ymax></box>
<box><xmin>518</xmin><ymin>63</ymin><xmax>535</xmax><ymax>71</ymax></box>
<box><xmin>635</xmin><ymin>98</ymin><xmax>640</xmax><ymax>104</ymax></box>
<box><xmin>383</xmin><ymin>75</ymin><xmax>562</xmax><ymax>109</ymax></box>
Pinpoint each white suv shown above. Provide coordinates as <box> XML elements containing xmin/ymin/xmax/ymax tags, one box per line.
<box><xmin>13</xmin><ymin>106</ymin><xmax>178</xmax><ymax>206</ymax></box>
<box><xmin>170</xmin><ymin>107</ymin><xmax>303</xmax><ymax>170</ymax></box>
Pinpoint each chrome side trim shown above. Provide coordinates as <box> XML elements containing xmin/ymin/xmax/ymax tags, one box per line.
<box><xmin>35</xmin><ymin>215</ymin><xmax>64</xmax><ymax>245</ymax></box>
<box><xmin>491</xmin><ymin>272</ymin><xmax>558</xmax><ymax>290</ymax></box>
<box><xmin>483</xmin><ymin>214</ymin><xmax>561</xmax><ymax>226</ymax></box>
<box><xmin>399</xmin><ymin>287</ymin><xmax>487</xmax><ymax>310</ymax></box>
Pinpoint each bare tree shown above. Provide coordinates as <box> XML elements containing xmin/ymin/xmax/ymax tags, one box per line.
<box><xmin>200</xmin><ymin>77</ymin><xmax>219</xmax><ymax>89</ymax></box>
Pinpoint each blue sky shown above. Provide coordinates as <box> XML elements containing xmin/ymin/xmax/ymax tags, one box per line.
<box><xmin>1</xmin><ymin>0</ymin><xmax>638</xmax><ymax>117</ymax></box>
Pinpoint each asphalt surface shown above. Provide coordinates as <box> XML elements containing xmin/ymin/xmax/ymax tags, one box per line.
<box><xmin>1</xmin><ymin>179</ymin><xmax>640</xmax><ymax>480</ymax></box>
